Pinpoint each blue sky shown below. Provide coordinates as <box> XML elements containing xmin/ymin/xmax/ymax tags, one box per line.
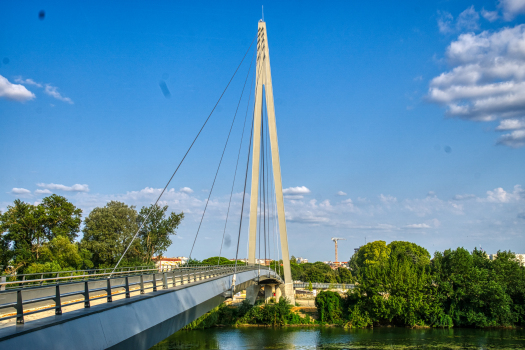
<box><xmin>1</xmin><ymin>0</ymin><xmax>524</xmax><ymax>262</ymax></box>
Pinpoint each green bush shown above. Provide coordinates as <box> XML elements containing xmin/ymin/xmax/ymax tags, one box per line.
<box><xmin>315</xmin><ymin>291</ymin><xmax>343</xmax><ymax>324</ymax></box>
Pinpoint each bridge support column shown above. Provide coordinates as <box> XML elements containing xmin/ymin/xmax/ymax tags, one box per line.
<box><xmin>246</xmin><ymin>285</ymin><xmax>260</xmax><ymax>305</ymax></box>
<box><xmin>264</xmin><ymin>285</ymin><xmax>275</xmax><ymax>303</ymax></box>
<box><xmin>275</xmin><ymin>285</ymin><xmax>282</xmax><ymax>301</ymax></box>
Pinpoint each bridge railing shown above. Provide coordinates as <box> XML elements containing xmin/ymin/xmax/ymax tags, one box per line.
<box><xmin>0</xmin><ymin>264</ymin><xmax>279</xmax><ymax>326</ymax></box>
<box><xmin>0</xmin><ymin>263</ymin><xmax>268</xmax><ymax>291</ymax></box>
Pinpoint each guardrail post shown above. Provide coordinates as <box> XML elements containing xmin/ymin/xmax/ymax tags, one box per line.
<box><xmin>125</xmin><ymin>276</ymin><xmax>131</xmax><ymax>298</ymax></box>
<box><xmin>55</xmin><ymin>285</ymin><xmax>62</xmax><ymax>315</ymax></box>
<box><xmin>140</xmin><ymin>274</ymin><xmax>145</xmax><ymax>294</ymax></box>
<box><xmin>0</xmin><ymin>276</ymin><xmax>5</xmax><ymax>291</ymax></box>
<box><xmin>40</xmin><ymin>273</ymin><xmax>44</xmax><ymax>286</ymax></box>
<box><xmin>84</xmin><ymin>281</ymin><xmax>91</xmax><ymax>308</ymax></box>
<box><xmin>152</xmin><ymin>274</ymin><xmax>157</xmax><ymax>292</ymax></box>
<box><xmin>106</xmin><ymin>279</ymin><xmax>113</xmax><ymax>302</ymax></box>
<box><xmin>163</xmin><ymin>272</ymin><xmax>168</xmax><ymax>289</ymax></box>
<box><xmin>172</xmin><ymin>271</ymin><xmax>176</xmax><ymax>287</ymax></box>
<box><xmin>16</xmin><ymin>290</ymin><xmax>24</xmax><ymax>324</ymax></box>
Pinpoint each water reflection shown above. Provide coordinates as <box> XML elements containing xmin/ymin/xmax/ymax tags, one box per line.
<box><xmin>150</xmin><ymin>327</ymin><xmax>525</xmax><ymax>349</ymax></box>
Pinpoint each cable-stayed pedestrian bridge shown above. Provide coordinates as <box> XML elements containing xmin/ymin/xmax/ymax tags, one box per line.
<box><xmin>1</xmin><ymin>18</ymin><xmax>296</xmax><ymax>350</ymax></box>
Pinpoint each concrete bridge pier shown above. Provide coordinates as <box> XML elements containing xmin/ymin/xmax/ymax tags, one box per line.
<box><xmin>246</xmin><ymin>285</ymin><xmax>261</xmax><ymax>304</ymax></box>
<box><xmin>264</xmin><ymin>285</ymin><xmax>275</xmax><ymax>303</ymax></box>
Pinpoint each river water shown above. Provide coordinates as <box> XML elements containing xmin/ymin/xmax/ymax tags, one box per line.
<box><xmin>150</xmin><ymin>327</ymin><xmax>525</xmax><ymax>349</ymax></box>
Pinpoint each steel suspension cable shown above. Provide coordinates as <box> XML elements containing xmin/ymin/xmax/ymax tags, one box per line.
<box><xmin>233</xmin><ymin>97</ymin><xmax>256</xmax><ymax>275</ymax></box>
<box><xmin>189</xmin><ymin>48</ymin><xmax>257</xmax><ymax>261</ymax></box>
<box><xmin>111</xmin><ymin>35</ymin><xmax>257</xmax><ymax>275</ymax></box>
<box><xmin>216</xmin><ymin>53</ymin><xmax>256</xmax><ymax>266</ymax></box>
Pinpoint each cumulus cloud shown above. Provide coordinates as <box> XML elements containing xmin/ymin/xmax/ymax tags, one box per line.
<box><xmin>37</xmin><ymin>183</ymin><xmax>89</xmax><ymax>192</ymax></box>
<box><xmin>44</xmin><ymin>84</ymin><xmax>73</xmax><ymax>104</ymax></box>
<box><xmin>14</xmin><ymin>77</ymin><xmax>42</xmax><ymax>88</ymax></box>
<box><xmin>179</xmin><ymin>187</ymin><xmax>194</xmax><ymax>194</ymax></box>
<box><xmin>437</xmin><ymin>6</ymin><xmax>480</xmax><ymax>34</ymax></box>
<box><xmin>484</xmin><ymin>185</ymin><xmax>524</xmax><ymax>202</ymax></box>
<box><xmin>456</xmin><ymin>6</ymin><xmax>480</xmax><ymax>32</ymax></box>
<box><xmin>453</xmin><ymin>194</ymin><xmax>476</xmax><ymax>200</ymax></box>
<box><xmin>337</xmin><ymin>191</ymin><xmax>347</xmax><ymax>196</ymax></box>
<box><xmin>404</xmin><ymin>223</ymin><xmax>431</xmax><ymax>229</ymax></box>
<box><xmin>0</xmin><ymin>75</ymin><xmax>35</xmax><ymax>102</ymax></box>
<box><xmin>10</xmin><ymin>188</ymin><xmax>31</xmax><ymax>195</ymax></box>
<box><xmin>499</xmin><ymin>0</ymin><xmax>525</xmax><ymax>21</ymax></box>
<box><xmin>428</xmin><ymin>24</ymin><xmax>525</xmax><ymax>147</ymax></box>
<box><xmin>438</xmin><ymin>11</ymin><xmax>454</xmax><ymax>34</ymax></box>
<box><xmin>34</xmin><ymin>189</ymin><xmax>52</xmax><ymax>195</ymax></box>
<box><xmin>379</xmin><ymin>194</ymin><xmax>397</xmax><ymax>204</ymax></box>
<box><xmin>283</xmin><ymin>186</ymin><xmax>311</xmax><ymax>199</ymax></box>
<box><xmin>481</xmin><ymin>8</ymin><xmax>499</xmax><ymax>22</ymax></box>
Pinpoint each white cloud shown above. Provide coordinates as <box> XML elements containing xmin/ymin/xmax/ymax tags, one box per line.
<box><xmin>283</xmin><ymin>186</ymin><xmax>311</xmax><ymax>195</ymax></box>
<box><xmin>379</xmin><ymin>194</ymin><xmax>397</xmax><ymax>204</ymax></box>
<box><xmin>485</xmin><ymin>185</ymin><xmax>524</xmax><ymax>202</ymax></box>
<box><xmin>404</xmin><ymin>223</ymin><xmax>431</xmax><ymax>229</ymax></box>
<box><xmin>14</xmin><ymin>77</ymin><xmax>42</xmax><ymax>88</ymax></box>
<box><xmin>438</xmin><ymin>11</ymin><xmax>454</xmax><ymax>34</ymax></box>
<box><xmin>44</xmin><ymin>84</ymin><xmax>73</xmax><ymax>104</ymax></box>
<box><xmin>337</xmin><ymin>191</ymin><xmax>347</xmax><ymax>196</ymax></box>
<box><xmin>10</xmin><ymin>188</ymin><xmax>31</xmax><ymax>195</ymax></box>
<box><xmin>34</xmin><ymin>189</ymin><xmax>52</xmax><ymax>195</ymax></box>
<box><xmin>428</xmin><ymin>24</ymin><xmax>525</xmax><ymax>147</ymax></box>
<box><xmin>499</xmin><ymin>0</ymin><xmax>525</xmax><ymax>20</ymax></box>
<box><xmin>179</xmin><ymin>187</ymin><xmax>194</xmax><ymax>194</ymax></box>
<box><xmin>453</xmin><ymin>194</ymin><xmax>476</xmax><ymax>200</ymax></box>
<box><xmin>456</xmin><ymin>6</ymin><xmax>480</xmax><ymax>32</ymax></box>
<box><xmin>437</xmin><ymin>6</ymin><xmax>480</xmax><ymax>34</ymax></box>
<box><xmin>481</xmin><ymin>8</ymin><xmax>499</xmax><ymax>22</ymax></box>
<box><xmin>496</xmin><ymin>118</ymin><xmax>525</xmax><ymax>130</ymax></box>
<box><xmin>497</xmin><ymin>129</ymin><xmax>525</xmax><ymax>147</ymax></box>
<box><xmin>37</xmin><ymin>183</ymin><xmax>89</xmax><ymax>192</ymax></box>
<box><xmin>0</xmin><ymin>75</ymin><xmax>35</xmax><ymax>102</ymax></box>
<box><xmin>283</xmin><ymin>186</ymin><xmax>311</xmax><ymax>199</ymax></box>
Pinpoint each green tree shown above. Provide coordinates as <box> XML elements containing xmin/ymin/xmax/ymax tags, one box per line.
<box><xmin>315</xmin><ymin>291</ymin><xmax>343</xmax><ymax>323</ymax></box>
<box><xmin>356</xmin><ymin>240</ymin><xmax>390</xmax><ymax>269</ymax></box>
<box><xmin>0</xmin><ymin>195</ymin><xmax>82</xmax><ymax>273</ymax></box>
<box><xmin>26</xmin><ymin>236</ymin><xmax>93</xmax><ymax>273</ymax></box>
<box><xmin>388</xmin><ymin>240</ymin><xmax>431</xmax><ymax>266</ymax></box>
<box><xmin>201</xmin><ymin>256</ymin><xmax>244</xmax><ymax>265</ymax></box>
<box><xmin>81</xmin><ymin>201</ymin><xmax>140</xmax><ymax>267</ymax></box>
<box><xmin>137</xmin><ymin>204</ymin><xmax>184</xmax><ymax>263</ymax></box>
<box><xmin>336</xmin><ymin>267</ymin><xmax>353</xmax><ymax>283</ymax></box>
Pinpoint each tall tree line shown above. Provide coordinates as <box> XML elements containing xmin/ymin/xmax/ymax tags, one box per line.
<box><xmin>0</xmin><ymin>195</ymin><xmax>183</xmax><ymax>274</ymax></box>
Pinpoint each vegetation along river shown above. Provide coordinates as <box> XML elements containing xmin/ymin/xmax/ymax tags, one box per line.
<box><xmin>150</xmin><ymin>327</ymin><xmax>525</xmax><ymax>349</ymax></box>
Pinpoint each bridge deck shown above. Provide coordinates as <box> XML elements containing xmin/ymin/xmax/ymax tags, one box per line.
<box><xmin>0</xmin><ymin>267</ymin><xmax>280</xmax><ymax>350</ymax></box>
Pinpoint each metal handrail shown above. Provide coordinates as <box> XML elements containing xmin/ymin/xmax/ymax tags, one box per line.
<box><xmin>0</xmin><ymin>264</ymin><xmax>280</xmax><ymax>325</ymax></box>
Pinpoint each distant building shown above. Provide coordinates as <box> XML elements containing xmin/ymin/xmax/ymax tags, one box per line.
<box><xmin>517</xmin><ymin>254</ymin><xmax>525</xmax><ymax>265</ymax></box>
<box><xmin>153</xmin><ymin>257</ymin><xmax>184</xmax><ymax>269</ymax></box>
<box><xmin>354</xmin><ymin>246</ymin><xmax>362</xmax><ymax>255</ymax></box>
<box><xmin>230</xmin><ymin>258</ymin><xmax>273</xmax><ymax>265</ymax></box>
<box><xmin>296</xmin><ymin>257</ymin><xmax>308</xmax><ymax>264</ymax></box>
<box><xmin>488</xmin><ymin>253</ymin><xmax>525</xmax><ymax>266</ymax></box>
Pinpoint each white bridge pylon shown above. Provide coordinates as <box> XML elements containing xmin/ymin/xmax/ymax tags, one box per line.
<box><xmin>247</xmin><ymin>20</ymin><xmax>294</xmax><ymax>300</ymax></box>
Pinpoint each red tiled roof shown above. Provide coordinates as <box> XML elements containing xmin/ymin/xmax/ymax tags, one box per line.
<box><xmin>153</xmin><ymin>257</ymin><xmax>182</xmax><ymax>262</ymax></box>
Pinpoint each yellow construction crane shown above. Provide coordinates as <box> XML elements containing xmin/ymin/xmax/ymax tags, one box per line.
<box><xmin>331</xmin><ymin>237</ymin><xmax>346</xmax><ymax>263</ymax></box>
